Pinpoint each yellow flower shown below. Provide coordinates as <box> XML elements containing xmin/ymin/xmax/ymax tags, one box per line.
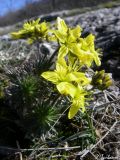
<box><xmin>41</xmin><ymin>58</ymin><xmax>90</xmax><ymax>86</ymax></box>
<box><xmin>79</xmin><ymin>34</ymin><xmax>101</xmax><ymax>67</ymax></box>
<box><xmin>41</xmin><ymin>58</ymin><xmax>90</xmax><ymax>119</ymax></box>
<box><xmin>52</xmin><ymin>17</ymin><xmax>101</xmax><ymax>68</ymax></box>
<box><xmin>52</xmin><ymin>17</ymin><xmax>82</xmax><ymax>59</ymax></box>
<box><xmin>57</xmin><ymin>82</ymin><xmax>87</xmax><ymax>119</ymax></box>
<box><xmin>11</xmin><ymin>18</ymin><xmax>49</xmax><ymax>44</ymax></box>
<box><xmin>69</xmin><ymin>95</ymin><xmax>85</xmax><ymax>119</ymax></box>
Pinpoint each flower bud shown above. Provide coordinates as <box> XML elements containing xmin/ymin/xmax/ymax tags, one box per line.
<box><xmin>91</xmin><ymin>70</ymin><xmax>112</xmax><ymax>90</ymax></box>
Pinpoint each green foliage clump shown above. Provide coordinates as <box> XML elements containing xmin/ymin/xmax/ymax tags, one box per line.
<box><xmin>19</xmin><ymin>75</ymin><xmax>39</xmax><ymax>101</ymax></box>
<box><xmin>24</xmin><ymin>102</ymin><xmax>59</xmax><ymax>135</ymax></box>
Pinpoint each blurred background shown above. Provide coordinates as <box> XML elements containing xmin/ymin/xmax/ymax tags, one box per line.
<box><xmin>0</xmin><ymin>0</ymin><xmax>120</xmax><ymax>26</ymax></box>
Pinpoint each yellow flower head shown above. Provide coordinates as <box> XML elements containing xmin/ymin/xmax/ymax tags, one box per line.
<box><xmin>41</xmin><ymin>58</ymin><xmax>90</xmax><ymax>119</ymax></box>
<box><xmin>41</xmin><ymin>58</ymin><xmax>90</xmax><ymax>86</ymax></box>
<box><xmin>52</xmin><ymin>17</ymin><xmax>101</xmax><ymax>68</ymax></box>
<box><xmin>11</xmin><ymin>18</ymin><xmax>49</xmax><ymax>44</ymax></box>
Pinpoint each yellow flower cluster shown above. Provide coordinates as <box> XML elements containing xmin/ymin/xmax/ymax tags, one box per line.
<box><xmin>11</xmin><ymin>17</ymin><xmax>112</xmax><ymax>119</ymax></box>
<box><xmin>41</xmin><ymin>58</ymin><xmax>90</xmax><ymax>119</ymax></box>
<box><xmin>53</xmin><ymin>17</ymin><xmax>101</xmax><ymax>67</ymax></box>
<box><xmin>41</xmin><ymin>17</ymin><xmax>102</xmax><ymax>119</ymax></box>
<box><xmin>11</xmin><ymin>18</ymin><xmax>49</xmax><ymax>44</ymax></box>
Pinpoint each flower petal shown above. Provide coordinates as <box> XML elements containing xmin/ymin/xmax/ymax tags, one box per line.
<box><xmin>57</xmin><ymin>17</ymin><xmax>68</xmax><ymax>33</ymax></box>
<box><xmin>41</xmin><ymin>71</ymin><xmax>59</xmax><ymax>84</ymax></box>
<box><xmin>66</xmin><ymin>72</ymin><xmax>90</xmax><ymax>85</ymax></box>
<box><xmin>54</xmin><ymin>30</ymin><xmax>66</xmax><ymax>43</ymax></box>
<box><xmin>68</xmin><ymin>96</ymin><xmax>85</xmax><ymax>119</ymax></box>
<box><xmin>57</xmin><ymin>82</ymin><xmax>77</xmax><ymax>98</ymax></box>
<box><xmin>70</xmin><ymin>25</ymin><xmax>82</xmax><ymax>39</ymax></box>
<box><xmin>58</xmin><ymin>45</ymin><xmax>68</xmax><ymax>59</ymax></box>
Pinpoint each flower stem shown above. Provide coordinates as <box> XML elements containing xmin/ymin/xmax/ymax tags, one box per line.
<box><xmin>85</xmin><ymin>111</ymin><xmax>96</xmax><ymax>143</ymax></box>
